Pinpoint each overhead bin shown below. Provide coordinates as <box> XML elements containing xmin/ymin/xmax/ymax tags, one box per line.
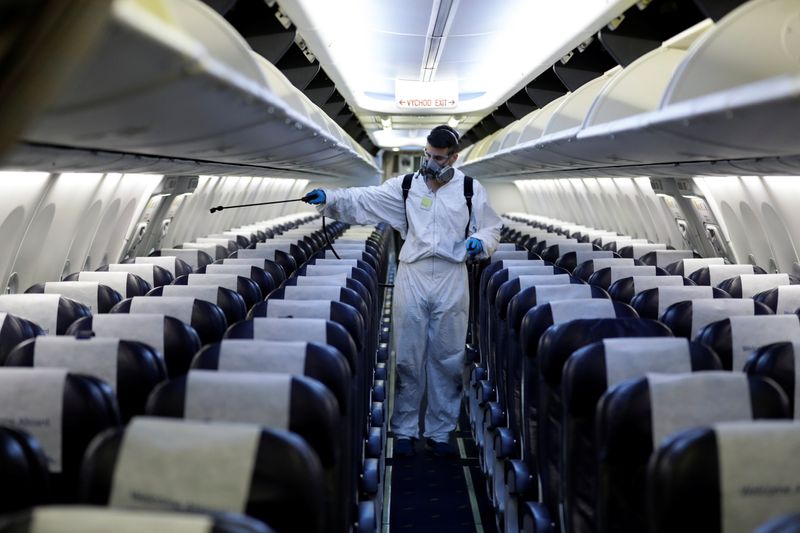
<box><xmin>458</xmin><ymin>0</ymin><xmax>800</xmax><ymax>180</ymax></box>
<box><xmin>9</xmin><ymin>0</ymin><xmax>378</xmax><ymax>182</ymax></box>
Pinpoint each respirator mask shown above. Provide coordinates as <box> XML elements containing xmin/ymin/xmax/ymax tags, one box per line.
<box><xmin>421</xmin><ymin>151</ymin><xmax>455</xmax><ymax>184</ymax></box>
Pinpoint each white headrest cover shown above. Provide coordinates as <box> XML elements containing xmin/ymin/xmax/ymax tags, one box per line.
<box><xmin>652</xmin><ymin>250</ymin><xmax>694</xmax><ymax>267</ymax></box>
<box><xmin>187</xmin><ymin>274</ymin><xmax>238</xmax><ymax>292</ymax></box>
<box><xmin>707</xmin><ymin>264</ymin><xmax>756</xmax><ymax>286</ymax></box>
<box><xmin>110</xmin><ymin>417</ymin><xmax>260</xmax><ymax>513</ymax></box>
<box><xmin>204</xmin><ymin>265</ymin><xmax>253</xmax><ymax>278</ymax></box>
<box><xmin>236</xmin><ymin>249</ymin><xmax>277</xmax><ymax>260</ymax></box>
<box><xmin>0</xmin><ymin>368</ymin><xmax>67</xmax><ymax>471</ymax></box>
<box><xmin>34</xmin><ymin>336</ymin><xmax>119</xmax><ymax>392</ymax></box>
<box><xmin>186</xmin><ymin>371</ymin><xmax>292</xmax><ymax>428</ymax></box>
<box><xmin>631</xmin><ymin>275</ymin><xmax>683</xmax><ymax>294</ymax></box>
<box><xmin>265</xmin><ymin>300</ymin><xmax>331</xmax><ymax>319</ymax></box>
<box><xmin>739</xmin><ymin>274</ymin><xmax>790</xmax><ymax>298</ymax></box>
<box><xmin>295</xmin><ymin>274</ymin><xmax>349</xmax><ymax>287</ymax></box>
<box><xmin>223</xmin><ymin>258</ymin><xmax>268</xmax><ymax>268</ymax></box>
<box><xmin>553</xmin><ymin>243</ymin><xmax>593</xmax><ymax>255</ymax></box>
<box><xmin>591</xmin><ymin>258</ymin><xmax>635</xmax><ymax>271</ymax></box>
<box><xmin>609</xmin><ymin>266</ymin><xmax>656</xmax><ymax>283</ymax></box>
<box><xmin>30</xmin><ymin>506</ymin><xmax>213</xmax><ymax>533</ymax></box>
<box><xmin>499</xmin><ymin>259</ymin><xmax>545</xmax><ymax>268</ymax></box>
<box><xmin>305</xmin><ymin>265</ymin><xmax>354</xmax><ymax>276</ymax></box>
<box><xmin>549</xmin><ymin>298</ymin><xmax>615</xmax><ymax>323</ymax></box>
<box><xmin>44</xmin><ymin>281</ymin><xmax>99</xmax><ymax>313</ymax></box>
<box><xmin>0</xmin><ymin>294</ymin><xmax>60</xmax><ymax>335</ymax></box>
<box><xmin>715</xmin><ymin>421</ymin><xmax>800</xmax><ymax>533</ymax></box>
<box><xmin>77</xmin><ymin>271</ymin><xmax>129</xmax><ymax>296</ymax></box>
<box><xmin>135</xmin><ymin>256</ymin><xmax>178</xmax><ymax>276</ymax></box>
<box><xmin>657</xmin><ymin>286</ymin><xmax>714</xmax><ymax>316</ymax></box>
<box><xmin>130</xmin><ymin>297</ymin><xmax>195</xmax><ymax>325</ymax></box>
<box><xmin>506</xmin><ymin>266</ymin><xmax>554</xmax><ymax>279</ymax></box>
<box><xmin>91</xmin><ymin>314</ymin><xmax>165</xmax><ymax>355</ymax></box>
<box><xmin>690</xmin><ymin>299</ymin><xmax>756</xmax><ymax>338</ymax></box>
<box><xmin>681</xmin><ymin>257</ymin><xmax>725</xmax><ymax>276</ymax></box>
<box><xmin>252</xmin><ymin>317</ymin><xmax>327</xmax><ymax>343</ymax></box>
<box><xmin>630</xmin><ymin>243</ymin><xmax>667</xmax><ymax>257</ymax></box>
<box><xmin>160</xmin><ymin>249</ymin><xmax>203</xmax><ymax>268</ymax></box>
<box><xmin>283</xmin><ymin>286</ymin><xmax>342</xmax><ymax>301</ymax></box>
<box><xmin>649</xmin><ymin>372</ymin><xmax>750</xmax><ymax>449</ymax></box>
<box><xmin>574</xmin><ymin>251</ymin><xmax>613</xmax><ymax>265</ymax></box>
<box><xmin>108</xmin><ymin>264</ymin><xmax>155</xmax><ymax>287</ymax></box>
<box><xmin>729</xmin><ymin>315</ymin><xmax>800</xmax><ymax>370</ymax></box>
<box><xmin>776</xmin><ymin>286</ymin><xmax>800</xmax><ymax>315</ymax></box>
<box><xmin>603</xmin><ymin>337</ymin><xmax>691</xmax><ymax>387</ymax></box>
<box><xmin>217</xmin><ymin>339</ymin><xmax>307</xmax><ymax>374</ymax></box>
<box><xmin>160</xmin><ymin>286</ymin><xmax>219</xmax><ymax>305</ymax></box>
<box><xmin>534</xmin><ymin>284</ymin><xmax>593</xmax><ymax>305</ymax></box>
<box><xmin>314</xmin><ymin>259</ymin><xmax>358</xmax><ymax>267</ymax></box>
<box><xmin>491</xmin><ymin>251</ymin><xmax>530</xmax><ymax>263</ymax></box>
<box><xmin>518</xmin><ymin>274</ymin><xmax>571</xmax><ymax>289</ymax></box>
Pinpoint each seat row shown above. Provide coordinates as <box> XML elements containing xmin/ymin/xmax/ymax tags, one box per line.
<box><xmin>466</xmin><ymin>213</ymin><xmax>800</xmax><ymax>533</ymax></box>
<box><xmin>0</xmin><ymin>212</ymin><xmax>394</xmax><ymax>532</ymax></box>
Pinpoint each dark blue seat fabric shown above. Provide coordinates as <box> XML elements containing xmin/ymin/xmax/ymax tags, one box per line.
<box><xmin>3</xmin><ymin>337</ymin><xmax>165</xmax><ymax>423</ymax></box>
<box><xmin>553</xmin><ymin>251</ymin><xmax>618</xmax><ymax>273</ymax></box>
<box><xmin>615</xmin><ymin>244</ymin><xmax>668</xmax><ymax>259</ymax></box>
<box><xmin>607</xmin><ymin>275</ymin><xmax>695</xmax><ymax>304</ymax></box>
<box><xmin>539</xmin><ymin>243</ymin><xmax>601</xmax><ymax>264</ymax></box>
<box><xmin>638</xmin><ymin>250</ymin><xmax>697</xmax><ymax>268</ymax></box>
<box><xmin>563</xmin><ymin>338</ymin><xmax>721</xmax><ymax>533</ymax></box>
<box><xmin>146</xmin><ymin>285</ymin><xmax>246</xmax><ymax>328</ymax></box>
<box><xmin>232</xmin><ymin>248</ymin><xmax>297</xmax><ymax>278</ymax></box>
<box><xmin>252</xmin><ymin>242</ymin><xmax>306</xmax><ymax>271</ymax></box>
<box><xmin>132</xmin><ymin>255</ymin><xmax>194</xmax><ymax>278</ymax></box>
<box><xmin>0</xmin><ymin>313</ymin><xmax>43</xmax><ymax>360</ymax></box>
<box><xmin>695</xmin><ymin>314</ymin><xmax>800</xmax><ymax>371</ymax></box>
<box><xmin>755</xmin><ymin>513</ymin><xmax>800</xmax><ymax>533</ymax></box>
<box><xmin>96</xmin><ymin>263</ymin><xmax>174</xmax><ymax>288</ymax></box>
<box><xmin>587</xmin><ymin>265</ymin><xmax>670</xmax><ymax>291</ymax></box>
<box><xmin>25</xmin><ymin>281</ymin><xmax>123</xmax><ymax>314</ymax></box>
<box><xmin>573</xmin><ymin>259</ymin><xmax>640</xmax><ymax>282</ymax></box>
<box><xmin>67</xmin><ymin>314</ymin><xmax>201</xmax><ymax>378</ymax></box>
<box><xmin>744</xmin><ymin>341</ymin><xmax>798</xmax><ymax>417</ymax></box>
<box><xmin>0</xmin><ymin>427</ymin><xmax>49</xmax><ymax>513</ymax></box>
<box><xmin>716</xmin><ymin>274</ymin><xmax>799</xmax><ymax>298</ymax></box>
<box><xmin>110</xmin><ymin>296</ymin><xmax>228</xmax><ymax>347</ymax></box>
<box><xmin>172</xmin><ymin>274</ymin><xmax>262</xmax><ymax>310</ymax></box>
<box><xmin>647</xmin><ymin>422</ymin><xmax>800</xmax><ymax>533</ymax></box>
<box><xmin>268</xmin><ymin>286</ymin><xmax>369</xmax><ymax>339</ymax></box>
<box><xmin>79</xmin><ymin>418</ymin><xmax>326</xmax><ymax>533</ymax></box>
<box><xmin>630</xmin><ymin>286</ymin><xmax>731</xmax><ymax>321</ymax></box>
<box><xmin>688</xmin><ymin>264</ymin><xmax>768</xmax><ymax>286</ymax></box>
<box><xmin>661</xmin><ymin>297</ymin><xmax>771</xmax><ymax>340</ymax></box>
<box><xmin>597</xmin><ymin>373</ymin><xmax>786</xmax><ymax>533</ymax></box>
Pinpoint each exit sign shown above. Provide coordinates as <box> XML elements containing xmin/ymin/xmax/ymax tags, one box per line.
<box><xmin>395</xmin><ymin>79</ymin><xmax>458</xmax><ymax>109</ymax></box>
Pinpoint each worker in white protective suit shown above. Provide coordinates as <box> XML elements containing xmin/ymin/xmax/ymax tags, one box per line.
<box><xmin>303</xmin><ymin>125</ymin><xmax>503</xmax><ymax>457</ymax></box>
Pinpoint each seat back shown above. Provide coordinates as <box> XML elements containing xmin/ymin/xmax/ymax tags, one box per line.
<box><xmin>697</xmin><ymin>315</ymin><xmax>800</xmax><ymax>370</ymax></box>
<box><xmin>65</xmin><ymin>271</ymin><xmax>151</xmax><ymax>298</ymax></box>
<box><xmin>26</xmin><ymin>281</ymin><xmax>122</xmax><ymax>314</ymax></box>
<box><xmin>0</xmin><ymin>427</ymin><xmax>50</xmax><ymax>513</ymax></box>
<box><xmin>111</xmin><ymin>296</ymin><xmax>227</xmax><ymax>346</ymax></box>
<box><xmin>156</xmin><ymin>249</ymin><xmax>214</xmax><ymax>271</ymax></box>
<box><xmin>133</xmin><ymin>256</ymin><xmax>193</xmax><ymax>277</ymax></box>
<box><xmin>0</xmin><ymin>294</ymin><xmax>90</xmax><ymax>335</ymax></box>
<box><xmin>638</xmin><ymin>249</ymin><xmax>695</xmax><ymax>268</ymax></box>
<box><xmin>616</xmin><ymin>243</ymin><xmax>667</xmax><ymax>259</ymax></box>
<box><xmin>148</xmin><ymin>285</ymin><xmax>245</xmax><ymax>327</ymax></box>
<box><xmin>754</xmin><ymin>286</ymin><xmax>800</xmax><ymax>315</ymax></box>
<box><xmin>67</xmin><ymin>314</ymin><xmax>200</xmax><ymax>378</ymax></box>
<box><xmin>540</xmin><ymin>242</ymin><xmax>597</xmax><ymax>264</ymax></box>
<box><xmin>0</xmin><ymin>368</ymin><xmax>120</xmax><ymax>501</ymax></box>
<box><xmin>554</xmin><ymin>250</ymin><xmax>615</xmax><ymax>273</ymax></box>
<box><xmin>663</xmin><ymin>298</ymin><xmax>773</xmax><ymax>340</ymax></box>
<box><xmin>745</xmin><ymin>341</ymin><xmax>799</xmax><ymax>418</ymax></box>
<box><xmin>607</xmin><ymin>275</ymin><xmax>690</xmax><ymax>304</ymax></box>
<box><xmin>4</xmin><ymin>336</ymin><xmax>165</xmax><ymax>423</ymax></box>
<box><xmin>202</xmin><ymin>264</ymin><xmax>276</xmax><ymax>299</ymax></box>
<box><xmin>718</xmin><ymin>273</ymin><xmax>794</xmax><ymax>298</ymax></box>
<box><xmin>0</xmin><ymin>313</ymin><xmax>43</xmax><ymax>360</ymax></box>
<box><xmin>663</xmin><ymin>257</ymin><xmax>725</xmax><ymax>277</ymax></box>
<box><xmin>647</xmin><ymin>422</ymin><xmax>800</xmax><ymax>533</ymax></box>
<box><xmin>99</xmin><ymin>263</ymin><xmax>174</xmax><ymax>288</ymax></box>
<box><xmin>79</xmin><ymin>417</ymin><xmax>325</xmax><ymax>532</ymax></box>
<box><xmin>573</xmin><ymin>258</ymin><xmax>635</xmax><ymax>282</ymax></box>
<box><xmin>222</xmin><ymin>258</ymin><xmax>286</xmax><ymax>287</ymax></box>
<box><xmin>689</xmin><ymin>264</ymin><xmax>767</xmax><ymax>286</ymax></box>
<box><xmin>631</xmin><ymin>285</ymin><xmax>729</xmax><ymax>321</ymax></box>
<box><xmin>564</xmin><ymin>338</ymin><xmax>721</xmax><ymax>533</ymax></box>
<box><xmin>599</xmin><ymin>374</ymin><xmax>788</xmax><ymax>533</ymax></box>
<box><xmin>173</xmin><ymin>274</ymin><xmax>262</xmax><ymax>310</ymax></box>
<box><xmin>588</xmin><ymin>265</ymin><xmax>667</xmax><ymax>290</ymax></box>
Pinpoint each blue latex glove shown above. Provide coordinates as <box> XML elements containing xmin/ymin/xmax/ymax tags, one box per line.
<box><xmin>466</xmin><ymin>237</ymin><xmax>483</xmax><ymax>257</ymax></box>
<box><xmin>303</xmin><ymin>189</ymin><xmax>326</xmax><ymax>205</ymax></box>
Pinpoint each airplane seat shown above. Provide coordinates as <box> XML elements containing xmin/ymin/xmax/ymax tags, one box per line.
<box><xmin>0</xmin><ymin>294</ymin><xmax>90</xmax><ymax>335</ymax></box>
<box><xmin>717</xmin><ymin>273</ymin><xmax>799</xmax><ymax>298</ymax></box>
<box><xmin>689</xmin><ymin>264</ymin><xmax>768</xmax><ymax>286</ymax></box>
<box><xmin>539</xmin><ymin>243</ymin><xmax>601</xmax><ymax>264</ymax></box>
<box><xmin>110</xmin><ymin>296</ymin><xmax>227</xmax><ymax>346</ymax></box>
<box><xmin>152</xmin><ymin>249</ymin><xmax>214</xmax><ymax>272</ymax></box>
<box><xmin>744</xmin><ymin>341</ymin><xmax>798</xmax><ymax>417</ymax></box>
<box><xmin>295</xmin><ymin>265</ymin><xmax>376</xmax><ymax>313</ymax></box>
<box><xmin>647</xmin><ymin>422</ymin><xmax>800</xmax><ymax>533</ymax></box>
<box><xmin>95</xmin><ymin>263</ymin><xmax>174</xmax><ymax>288</ymax></box>
<box><xmin>0</xmin><ymin>368</ymin><xmax>120</xmax><ymax>502</ymax></box>
<box><xmin>587</xmin><ymin>265</ymin><xmax>670</xmax><ymax>291</ymax></box>
<box><xmin>597</xmin><ymin>372</ymin><xmax>788</xmax><ymax>533</ymax></box>
<box><xmin>573</xmin><ymin>258</ymin><xmax>638</xmax><ymax>282</ymax></box>
<box><xmin>145</xmin><ymin>372</ymin><xmax>348</xmax><ymax>533</ymax></box>
<box><xmin>0</xmin><ymin>506</ymin><xmax>274</xmax><ymax>532</ymax></box>
<box><xmin>147</xmin><ymin>285</ymin><xmax>246</xmax><ymax>327</ymax></box>
<box><xmin>696</xmin><ymin>315</ymin><xmax>800</xmax><ymax>371</ymax></box>
<box><xmin>284</xmin><ymin>275</ymin><xmax>372</xmax><ymax>321</ymax></box>
<box><xmin>607</xmin><ymin>275</ymin><xmax>695</xmax><ymax>304</ymax></box>
<box><xmin>562</xmin><ymin>337</ymin><xmax>721</xmax><ymax>533</ymax></box>
<box><xmin>63</xmin><ymin>271</ymin><xmax>151</xmax><ymax>298</ymax></box>
<box><xmin>638</xmin><ymin>249</ymin><xmax>698</xmax><ymax>268</ymax></box>
<box><xmin>660</xmin><ymin>297</ymin><xmax>773</xmax><ymax>340</ymax></box>
<box><xmin>131</xmin><ymin>256</ymin><xmax>194</xmax><ymax>278</ymax></box>
<box><xmin>306</xmin><ymin>259</ymin><xmax>378</xmax><ymax>288</ymax></box>
<box><xmin>615</xmin><ymin>243</ymin><xmax>668</xmax><ymax>260</ymax></box>
<box><xmin>0</xmin><ymin>313</ymin><xmax>43</xmax><ymax>360</ymax></box>
<box><xmin>530</xmin><ymin>317</ymin><xmax>672</xmax><ymax>527</ymax></box>
<box><xmin>663</xmin><ymin>258</ymin><xmax>727</xmax><ymax>277</ymax></box>
<box><xmin>315</xmin><ymin>250</ymin><xmax>380</xmax><ymax>275</ymax></box>
<box><xmin>553</xmin><ymin>250</ymin><xmax>619</xmax><ymax>273</ymax></box>
<box><xmin>231</xmin><ymin>248</ymin><xmax>297</xmax><ymax>278</ymax></box>
<box><xmin>202</xmin><ymin>263</ymin><xmax>276</xmax><ymax>299</ymax></box>
<box><xmin>268</xmin><ymin>286</ymin><xmax>369</xmax><ymax>334</ymax></box>
<box><xmin>78</xmin><ymin>417</ymin><xmax>326</xmax><ymax>533</ymax></box>
<box><xmin>25</xmin><ymin>281</ymin><xmax>123</xmax><ymax>314</ymax></box>
<box><xmin>67</xmin><ymin>314</ymin><xmax>201</xmax><ymax>378</ymax></box>
<box><xmin>221</xmin><ymin>258</ymin><xmax>287</xmax><ymax>288</ymax></box>
<box><xmin>0</xmin><ymin>426</ymin><xmax>50</xmax><ymax>513</ymax></box>
<box><xmin>172</xmin><ymin>273</ymin><xmax>262</xmax><ymax>310</ymax></box>
<box><xmin>253</xmin><ymin>243</ymin><xmax>306</xmax><ymax>270</ymax></box>
<box><xmin>630</xmin><ymin>286</ymin><xmax>731</xmax><ymax>321</ymax></box>
<box><xmin>3</xmin><ymin>336</ymin><xmax>165</xmax><ymax>423</ymax></box>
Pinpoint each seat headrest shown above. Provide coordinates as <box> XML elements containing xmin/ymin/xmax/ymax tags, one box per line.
<box><xmin>719</xmin><ymin>273</ymin><xmax>792</xmax><ymax>298</ymax></box>
<box><xmin>701</xmin><ymin>315</ymin><xmax>800</xmax><ymax>370</ymax></box>
<box><xmin>39</xmin><ymin>281</ymin><xmax>122</xmax><ymax>314</ymax></box>
<box><xmin>157</xmin><ymin>249</ymin><xmax>214</xmax><ymax>270</ymax></box>
<box><xmin>0</xmin><ymin>294</ymin><xmax>90</xmax><ymax>335</ymax></box>
<box><xmin>134</xmin><ymin>256</ymin><xmax>193</xmax><ymax>277</ymax></box>
<box><xmin>639</xmin><ymin>249</ymin><xmax>694</xmax><ymax>268</ymax></box>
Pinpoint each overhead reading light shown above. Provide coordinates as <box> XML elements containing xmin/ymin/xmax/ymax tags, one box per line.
<box><xmin>380</xmin><ymin>117</ymin><xmax>393</xmax><ymax>130</ymax></box>
<box><xmin>392</xmin><ymin>147</ymin><xmax>400</xmax><ymax>152</ymax></box>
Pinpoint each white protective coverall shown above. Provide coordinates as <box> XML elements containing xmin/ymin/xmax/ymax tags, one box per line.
<box><xmin>319</xmin><ymin>168</ymin><xmax>503</xmax><ymax>442</ymax></box>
